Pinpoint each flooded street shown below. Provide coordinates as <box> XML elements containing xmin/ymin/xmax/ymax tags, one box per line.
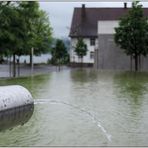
<box><xmin>0</xmin><ymin>69</ymin><xmax>148</xmax><ymax>146</ymax></box>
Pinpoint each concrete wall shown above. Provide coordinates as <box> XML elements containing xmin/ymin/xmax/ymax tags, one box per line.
<box><xmin>95</xmin><ymin>20</ymin><xmax>148</xmax><ymax>71</ymax></box>
<box><xmin>96</xmin><ymin>34</ymin><xmax>148</xmax><ymax>71</ymax></box>
<box><xmin>98</xmin><ymin>21</ymin><xmax>119</xmax><ymax>34</ymax></box>
<box><xmin>70</xmin><ymin>38</ymin><xmax>97</xmax><ymax>64</ymax></box>
<box><xmin>96</xmin><ymin>34</ymin><xmax>131</xmax><ymax>70</ymax></box>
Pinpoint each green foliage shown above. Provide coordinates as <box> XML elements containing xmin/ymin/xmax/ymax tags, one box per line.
<box><xmin>75</xmin><ymin>38</ymin><xmax>87</xmax><ymax>60</ymax></box>
<box><xmin>0</xmin><ymin>2</ymin><xmax>26</xmax><ymax>55</ymax></box>
<box><xmin>0</xmin><ymin>1</ymin><xmax>52</xmax><ymax>57</ymax></box>
<box><xmin>51</xmin><ymin>39</ymin><xmax>69</xmax><ymax>65</ymax></box>
<box><xmin>114</xmin><ymin>1</ymin><xmax>148</xmax><ymax>71</ymax></box>
<box><xmin>0</xmin><ymin>1</ymin><xmax>52</xmax><ymax>77</ymax></box>
<box><xmin>32</xmin><ymin>10</ymin><xmax>52</xmax><ymax>55</ymax></box>
<box><xmin>18</xmin><ymin>2</ymin><xmax>52</xmax><ymax>56</ymax></box>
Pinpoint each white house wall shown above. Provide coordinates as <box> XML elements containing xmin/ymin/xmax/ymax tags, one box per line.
<box><xmin>70</xmin><ymin>38</ymin><xmax>97</xmax><ymax>63</ymax></box>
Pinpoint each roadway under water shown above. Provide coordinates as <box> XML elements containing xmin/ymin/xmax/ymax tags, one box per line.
<box><xmin>0</xmin><ymin>69</ymin><xmax>148</xmax><ymax>146</ymax></box>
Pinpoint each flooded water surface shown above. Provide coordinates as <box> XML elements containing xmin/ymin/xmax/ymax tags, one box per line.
<box><xmin>0</xmin><ymin>69</ymin><xmax>148</xmax><ymax>146</ymax></box>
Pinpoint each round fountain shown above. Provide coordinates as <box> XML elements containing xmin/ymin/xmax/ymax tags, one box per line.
<box><xmin>0</xmin><ymin>85</ymin><xmax>33</xmax><ymax>111</ymax></box>
<box><xmin>0</xmin><ymin>85</ymin><xmax>34</xmax><ymax>131</ymax></box>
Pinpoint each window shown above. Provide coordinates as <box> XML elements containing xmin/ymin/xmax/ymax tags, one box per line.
<box><xmin>90</xmin><ymin>51</ymin><xmax>94</xmax><ymax>59</ymax></box>
<box><xmin>90</xmin><ymin>38</ymin><xmax>95</xmax><ymax>46</ymax></box>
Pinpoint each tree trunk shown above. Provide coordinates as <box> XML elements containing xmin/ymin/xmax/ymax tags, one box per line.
<box><xmin>138</xmin><ymin>55</ymin><xmax>141</xmax><ymax>71</ymax></box>
<box><xmin>13</xmin><ymin>53</ymin><xmax>16</xmax><ymax>77</ymax></box>
<box><xmin>17</xmin><ymin>56</ymin><xmax>20</xmax><ymax>77</ymax></box>
<box><xmin>135</xmin><ymin>53</ymin><xmax>138</xmax><ymax>72</ymax></box>
<box><xmin>30</xmin><ymin>53</ymin><xmax>32</xmax><ymax>67</ymax></box>
<box><xmin>6</xmin><ymin>56</ymin><xmax>8</xmax><ymax>64</ymax></box>
<box><xmin>9</xmin><ymin>56</ymin><xmax>11</xmax><ymax>77</ymax></box>
<box><xmin>81</xmin><ymin>57</ymin><xmax>83</xmax><ymax>68</ymax></box>
<box><xmin>130</xmin><ymin>55</ymin><xmax>133</xmax><ymax>71</ymax></box>
<box><xmin>58</xmin><ymin>59</ymin><xmax>60</xmax><ymax>71</ymax></box>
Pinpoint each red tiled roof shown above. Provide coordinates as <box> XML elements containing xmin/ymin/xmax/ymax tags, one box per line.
<box><xmin>69</xmin><ymin>7</ymin><xmax>148</xmax><ymax>38</ymax></box>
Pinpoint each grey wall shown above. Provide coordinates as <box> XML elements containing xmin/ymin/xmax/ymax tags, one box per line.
<box><xmin>95</xmin><ymin>34</ymin><xmax>148</xmax><ymax>71</ymax></box>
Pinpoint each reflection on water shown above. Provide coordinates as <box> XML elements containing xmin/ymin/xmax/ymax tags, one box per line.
<box><xmin>113</xmin><ymin>72</ymin><xmax>148</xmax><ymax>146</ymax></box>
<box><xmin>0</xmin><ymin>104</ymin><xmax>34</xmax><ymax>132</ymax></box>
<box><xmin>0</xmin><ymin>70</ymin><xmax>148</xmax><ymax>146</ymax></box>
<box><xmin>70</xmin><ymin>69</ymin><xmax>99</xmax><ymax>82</ymax></box>
<box><xmin>114</xmin><ymin>72</ymin><xmax>147</xmax><ymax>117</ymax></box>
<box><xmin>114</xmin><ymin>72</ymin><xmax>148</xmax><ymax>103</ymax></box>
<box><xmin>35</xmin><ymin>99</ymin><xmax>112</xmax><ymax>142</ymax></box>
<box><xmin>0</xmin><ymin>74</ymin><xmax>51</xmax><ymax>98</ymax></box>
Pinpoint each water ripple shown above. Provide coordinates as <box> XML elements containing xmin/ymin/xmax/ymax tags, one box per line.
<box><xmin>34</xmin><ymin>99</ymin><xmax>112</xmax><ymax>142</ymax></box>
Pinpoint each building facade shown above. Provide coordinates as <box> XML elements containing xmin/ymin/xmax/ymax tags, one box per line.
<box><xmin>70</xmin><ymin>38</ymin><xmax>97</xmax><ymax>65</ymax></box>
<box><xmin>69</xmin><ymin>4</ymin><xmax>148</xmax><ymax>70</ymax></box>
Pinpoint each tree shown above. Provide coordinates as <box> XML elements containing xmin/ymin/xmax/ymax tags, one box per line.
<box><xmin>18</xmin><ymin>2</ymin><xmax>52</xmax><ymax>66</ymax></box>
<box><xmin>0</xmin><ymin>2</ymin><xmax>27</xmax><ymax>77</ymax></box>
<box><xmin>75</xmin><ymin>38</ymin><xmax>87</xmax><ymax>67</ymax></box>
<box><xmin>114</xmin><ymin>1</ymin><xmax>148</xmax><ymax>71</ymax></box>
<box><xmin>51</xmin><ymin>39</ymin><xmax>69</xmax><ymax>71</ymax></box>
<box><xmin>0</xmin><ymin>1</ymin><xmax>52</xmax><ymax>77</ymax></box>
<box><xmin>31</xmin><ymin>10</ymin><xmax>52</xmax><ymax>55</ymax></box>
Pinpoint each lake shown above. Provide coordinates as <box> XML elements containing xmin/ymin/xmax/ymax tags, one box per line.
<box><xmin>5</xmin><ymin>54</ymin><xmax>52</xmax><ymax>64</ymax></box>
<box><xmin>0</xmin><ymin>69</ymin><xmax>148</xmax><ymax>146</ymax></box>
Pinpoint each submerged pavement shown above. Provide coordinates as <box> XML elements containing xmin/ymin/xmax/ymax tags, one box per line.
<box><xmin>0</xmin><ymin>64</ymin><xmax>68</xmax><ymax>78</ymax></box>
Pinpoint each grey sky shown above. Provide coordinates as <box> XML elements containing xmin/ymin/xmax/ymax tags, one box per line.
<box><xmin>39</xmin><ymin>2</ymin><xmax>148</xmax><ymax>38</ymax></box>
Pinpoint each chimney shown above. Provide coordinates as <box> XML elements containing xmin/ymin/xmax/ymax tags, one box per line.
<box><xmin>124</xmin><ymin>2</ymin><xmax>127</xmax><ymax>8</ymax></box>
<box><xmin>81</xmin><ymin>4</ymin><xmax>85</xmax><ymax>18</ymax></box>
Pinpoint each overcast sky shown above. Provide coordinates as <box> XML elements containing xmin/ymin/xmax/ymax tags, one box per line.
<box><xmin>39</xmin><ymin>2</ymin><xmax>148</xmax><ymax>38</ymax></box>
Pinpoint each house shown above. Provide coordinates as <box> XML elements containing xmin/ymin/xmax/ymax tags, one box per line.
<box><xmin>69</xmin><ymin>4</ymin><xmax>148</xmax><ymax>70</ymax></box>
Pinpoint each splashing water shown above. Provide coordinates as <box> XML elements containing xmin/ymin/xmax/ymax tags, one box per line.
<box><xmin>34</xmin><ymin>99</ymin><xmax>112</xmax><ymax>142</ymax></box>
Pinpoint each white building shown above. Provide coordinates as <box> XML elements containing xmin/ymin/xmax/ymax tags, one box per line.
<box><xmin>70</xmin><ymin>38</ymin><xmax>97</xmax><ymax>65</ymax></box>
<box><xmin>69</xmin><ymin>4</ymin><xmax>98</xmax><ymax>67</ymax></box>
<box><xmin>69</xmin><ymin>4</ymin><xmax>148</xmax><ymax>70</ymax></box>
